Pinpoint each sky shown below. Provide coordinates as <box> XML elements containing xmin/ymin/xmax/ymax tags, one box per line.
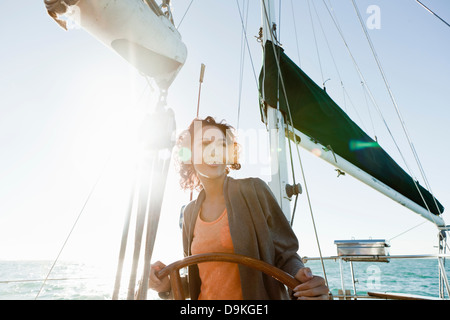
<box><xmin>0</xmin><ymin>0</ymin><xmax>449</xmax><ymax>282</ymax></box>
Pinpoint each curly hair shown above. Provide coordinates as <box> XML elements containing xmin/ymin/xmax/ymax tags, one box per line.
<box><xmin>174</xmin><ymin>116</ymin><xmax>241</xmax><ymax>191</ymax></box>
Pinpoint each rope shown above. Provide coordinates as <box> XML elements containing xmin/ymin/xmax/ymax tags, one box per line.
<box><xmin>280</xmin><ymin>0</ymin><xmax>300</xmax><ymax>220</ymax></box>
<box><xmin>261</xmin><ymin>1</ymin><xmax>329</xmax><ymax>288</ymax></box>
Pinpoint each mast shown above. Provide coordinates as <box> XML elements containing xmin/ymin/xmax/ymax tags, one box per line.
<box><xmin>260</xmin><ymin>0</ymin><xmax>291</xmax><ymax>221</ymax></box>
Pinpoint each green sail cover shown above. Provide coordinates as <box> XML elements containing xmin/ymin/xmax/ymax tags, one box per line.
<box><xmin>259</xmin><ymin>41</ymin><xmax>444</xmax><ymax>216</ymax></box>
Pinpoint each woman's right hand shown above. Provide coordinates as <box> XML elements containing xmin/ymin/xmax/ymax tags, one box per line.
<box><xmin>149</xmin><ymin>261</ymin><xmax>171</xmax><ymax>293</ymax></box>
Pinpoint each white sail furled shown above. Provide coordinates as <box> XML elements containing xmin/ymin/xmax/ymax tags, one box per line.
<box><xmin>44</xmin><ymin>0</ymin><xmax>187</xmax><ymax>90</ymax></box>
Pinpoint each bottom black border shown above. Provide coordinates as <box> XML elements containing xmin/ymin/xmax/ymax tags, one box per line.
<box><xmin>2</xmin><ymin>299</ymin><xmax>445</xmax><ymax>319</ymax></box>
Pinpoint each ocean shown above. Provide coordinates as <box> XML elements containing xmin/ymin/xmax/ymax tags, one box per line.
<box><xmin>0</xmin><ymin>258</ymin><xmax>448</xmax><ymax>300</ymax></box>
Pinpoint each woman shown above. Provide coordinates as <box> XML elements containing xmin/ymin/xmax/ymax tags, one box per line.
<box><xmin>149</xmin><ymin>116</ymin><xmax>329</xmax><ymax>300</ymax></box>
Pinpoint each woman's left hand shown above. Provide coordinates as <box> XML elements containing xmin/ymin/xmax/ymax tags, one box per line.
<box><xmin>292</xmin><ymin>267</ymin><xmax>330</xmax><ymax>300</ymax></box>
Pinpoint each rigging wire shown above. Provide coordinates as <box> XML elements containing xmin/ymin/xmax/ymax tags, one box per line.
<box><xmin>112</xmin><ymin>168</ymin><xmax>137</xmax><ymax>300</ymax></box>
<box><xmin>321</xmin><ymin>0</ymin><xmax>384</xmax><ymax>138</ymax></box>
<box><xmin>416</xmin><ymin>0</ymin><xmax>450</xmax><ymax>29</ymax></box>
<box><xmin>1</xmin><ymin>277</ymin><xmax>98</xmax><ymax>284</ymax></box>
<box><xmin>389</xmin><ymin>220</ymin><xmax>428</xmax><ymax>242</ymax></box>
<box><xmin>135</xmin><ymin>153</ymin><xmax>173</xmax><ymax>300</ymax></box>
<box><xmin>286</xmin><ymin>0</ymin><xmax>307</xmax><ymax>227</ymax></box>
<box><xmin>235</xmin><ymin>0</ymin><xmax>261</xmax><ymax>91</ymax></box>
<box><xmin>236</xmin><ymin>0</ymin><xmax>250</xmax><ymax>130</ymax></box>
<box><xmin>289</xmin><ymin>0</ymin><xmax>302</xmax><ymax>67</ymax></box>
<box><xmin>261</xmin><ymin>0</ymin><xmax>329</xmax><ymax>288</ymax></box>
<box><xmin>306</xmin><ymin>0</ymin><xmax>325</xmax><ymax>86</ymax></box>
<box><xmin>351</xmin><ymin>0</ymin><xmax>443</xmax><ymax>221</ymax></box>
<box><xmin>176</xmin><ymin>0</ymin><xmax>194</xmax><ymax>29</ymax></box>
<box><xmin>311</xmin><ymin>0</ymin><xmax>372</xmax><ymax>135</ymax></box>
<box><xmin>35</xmin><ymin>154</ymin><xmax>111</xmax><ymax>300</ymax></box>
<box><xmin>277</xmin><ymin>0</ymin><xmax>282</xmax><ymax>43</ymax></box>
<box><xmin>323</xmin><ymin>0</ymin><xmax>394</xmax><ymax>138</ymax></box>
<box><xmin>276</xmin><ymin>0</ymin><xmax>447</xmax><ymax>296</ymax></box>
<box><xmin>35</xmin><ymin>80</ymin><xmax>150</xmax><ymax>300</ymax></box>
<box><xmin>322</xmin><ymin>0</ymin><xmax>440</xmax><ymax>226</ymax></box>
<box><xmin>361</xmin><ymin>81</ymin><xmax>377</xmax><ymax>140</ymax></box>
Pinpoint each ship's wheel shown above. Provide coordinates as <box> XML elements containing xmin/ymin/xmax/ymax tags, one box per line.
<box><xmin>156</xmin><ymin>252</ymin><xmax>301</xmax><ymax>300</ymax></box>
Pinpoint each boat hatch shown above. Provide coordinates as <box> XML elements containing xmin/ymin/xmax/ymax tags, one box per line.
<box><xmin>334</xmin><ymin>239</ymin><xmax>390</xmax><ymax>262</ymax></box>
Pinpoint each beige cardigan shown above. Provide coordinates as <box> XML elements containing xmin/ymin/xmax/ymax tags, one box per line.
<box><xmin>182</xmin><ymin>176</ymin><xmax>304</xmax><ymax>300</ymax></box>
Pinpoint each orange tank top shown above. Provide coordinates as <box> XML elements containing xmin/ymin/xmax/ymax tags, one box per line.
<box><xmin>191</xmin><ymin>208</ymin><xmax>243</xmax><ymax>300</ymax></box>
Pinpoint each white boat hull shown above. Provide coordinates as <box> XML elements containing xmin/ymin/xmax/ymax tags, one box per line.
<box><xmin>60</xmin><ymin>0</ymin><xmax>187</xmax><ymax>89</ymax></box>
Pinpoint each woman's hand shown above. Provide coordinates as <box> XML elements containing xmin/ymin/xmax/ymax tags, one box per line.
<box><xmin>149</xmin><ymin>261</ymin><xmax>171</xmax><ymax>293</ymax></box>
<box><xmin>292</xmin><ymin>267</ymin><xmax>330</xmax><ymax>300</ymax></box>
